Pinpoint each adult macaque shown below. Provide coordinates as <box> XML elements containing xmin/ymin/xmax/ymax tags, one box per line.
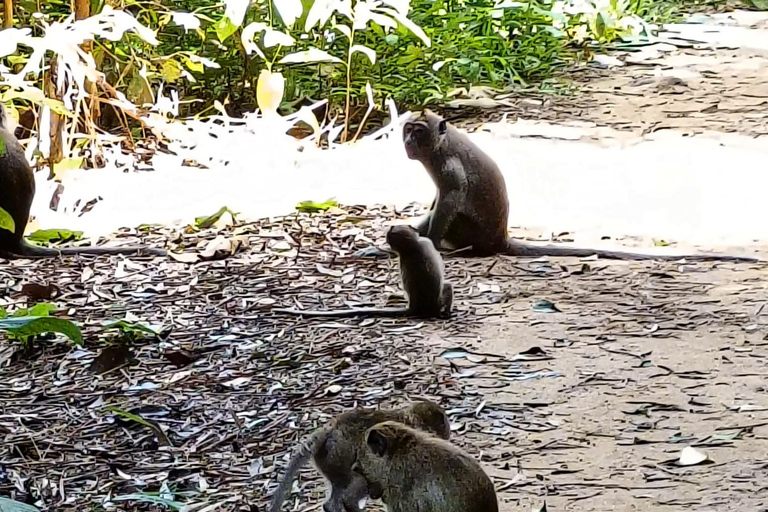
<box><xmin>0</xmin><ymin>104</ymin><xmax>165</xmax><ymax>258</ymax></box>
<box><xmin>269</xmin><ymin>401</ymin><xmax>451</xmax><ymax>512</ymax></box>
<box><xmin>351</xmin><ymin>421</ymin><xmax>498</xmax><ymax>512</ymax></box>
<box><xmin>274</xmin><ymin>225</ymin><xmax>453</xmax><ymax>318</ymax></box>
<box><xmin>400</xmin><ymin>109</ymin><xmax>758</xmax><ymax>263</ymax></box>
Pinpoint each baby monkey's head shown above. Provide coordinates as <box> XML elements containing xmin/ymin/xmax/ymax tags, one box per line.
<box><xmin>386</xmin><ymin>225</ymin><xmax>420</xmax><ymax>252</ymax></box>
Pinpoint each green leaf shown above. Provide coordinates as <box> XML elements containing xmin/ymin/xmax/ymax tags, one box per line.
<box><xmin>13</xmin><ymin>302</ymin><xmax>57</xmax><ymax>318</ymax></box>
<box><xmin>0</xmin><ymin>316</ymin><xmax>83</xmax><ymax>345</ymax></box>
<box><xmin>0</xmin><ymin>135</ymin><xmax>5</xmax><ymax>156</ymax></box>
<box><xmin>194</xmin><ymin>206</ymin><xmax>233</xmax><ymax>229</ymax></box>
<box><xmin>104</xmin><ymin>407</ymin><xmax>157</xmax><ymax>429</ymax></box>
<box><xmin>27</xmin><ymin>229</ymin><xmax>83</xmax><ymax>244</ymax></box>
<box><xmin>295</xmin><ymin>198</ymin><xmax>339</xmax><ymax>213</ymax></box>
<box><xmin>103</xmin><ymin>319</ymin><xmax>158</xmax><ymax>336</ymax></box>
<box><xmin>215</xmin><ymin>16</ymin><xmax>238</xmax><ymax>43</ymax></box>
<box><xmin>0</xmin><ymin>497</ymin><xmax>42</xmax><ymax>512</ymax></box>
<box><xmin>750</xmin><ymin>0</ymin><xmax>768</xmax><ymax>9</ymax></box>
<box><xmin>0</xmin><ymin>206</ymin><xmax>15</xmax><ymax>234</ymax></box>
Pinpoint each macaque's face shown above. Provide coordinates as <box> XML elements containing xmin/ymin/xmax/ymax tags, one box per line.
<box><xmin>402</xmin><ymin>121</ymin><xmax>432</xmax><ymax>162</ymax></box>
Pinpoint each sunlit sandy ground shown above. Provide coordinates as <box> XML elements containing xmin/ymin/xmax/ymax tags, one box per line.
<box><xmin>29</xmin><ymin>11</ymin><xmax>768</xmax><ymax>253</ymax></box>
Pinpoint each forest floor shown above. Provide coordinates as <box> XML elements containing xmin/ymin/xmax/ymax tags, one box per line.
<box><xmin>2</xmin><ymin>8</ymin><xmax>768</xmax><ymax>512</ymax></box>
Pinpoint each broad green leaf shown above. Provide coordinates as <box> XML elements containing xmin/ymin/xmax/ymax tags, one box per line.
<box><xmin>280</xmin><ymin>48</ymin><xmax>343</xmax><ymax>64</ymax></box>
<box><xmin>215</xmin><ymin>16</ymin><xmax>239</xmax><ymax>43</ymax></box>
<box><xmin>0</xmin><ymin>206</ymin><xmax>15</xmax><ymax>234</ymax></box>
<box><xmin>351</xmin><ymin>45</ymin><xmax>376</xmax><ymax>65</ymax></box>
<box><xmin>13</xmin><ymin>302</ymin><xmax>57</xmax><ymax>317</ymax></box>
<box><xmin>27</xmin><ymin>229</ymin><xmax>83</xmax><ymax>244</ymax></box>
<box><xmin>194</xmin><ymin>206</ymin><xmax>233</xmax><ymax>229</ymax></box>
<box><xmin>182</xmin><ymin>55</ymin><xmax>204</xmax><ymax>74</ymax></box>
<box><xmin>0</xmin><ymin>316</ymin><xmax>83</xmax><ymax>345</ymax></box>
<box><xmin>296</xmin><ymin>198</ymin><xmax>339</xmax><ymax>213</ymax></box>
<box><xmin>0</xmin><ymin>497</ymin><xmax>41</xmax><ymax>512</ymax></box>
<box><xmin>750</xmin><ymin>0</ymin><xmax>768</xmax><ymax>9</ymax></box>
<box><xmin>160</xmin><ymin>60</ymin><xmax>183</xmax><ymax>82</ymax></box>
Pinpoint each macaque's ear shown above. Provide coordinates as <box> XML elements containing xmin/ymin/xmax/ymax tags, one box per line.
<box><xmin>366</xmin><ymin>428</ymin><xmax>389</xmax><ymax>457</ymax></box>
<box><xmin>438</xmin><ymin>120</ymin><xmax>447</xmax><ymax>135</ymax></box>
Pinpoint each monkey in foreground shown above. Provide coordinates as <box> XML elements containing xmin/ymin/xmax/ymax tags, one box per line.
<box><xmin>269</xmin><ymin>400</ymin><xmax>451</xmax><ymax>512</ymax></box>
<box><xmin>351</xmin><ymin>421</ymin><xmax>498</xmax><ymax>512</ymax></box>
<box><xmin>0</xmin><ymin>104</ymin><xmax>165</xmax><ymax>259</ymax></box>
<box><xmin>273</xmin><ymin>225</ymin><xmax>453</xmax><ymax>318</ymax></box>
<box><xmin>397</xmin><ymin>109</ymin><xmax>758</xmax><ymax>263</ymax></box>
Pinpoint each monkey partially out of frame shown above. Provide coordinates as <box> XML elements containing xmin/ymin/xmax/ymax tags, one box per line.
<box><xmin>351</xmin><ymin>421</ymin><xmax>498</xmax><ymax>512</ymax></box>
<box><xmin>0</xmin><ymin>104</ymin><xmax>166</xmax><ymax>259</ymax></box>
<box><xmin>273</xmin><ymin>225</ymin><xmax>453</xmax><ymax>318</ymax></box>
<box><xmin>400</xmin><ymin>109</ymin><xmax>758</xmax><ymax>263</ymax></box>
<box><xmin>268</xmin><ymin>400</ymin><xmax>451</xmax><ymax>512</ymax></box>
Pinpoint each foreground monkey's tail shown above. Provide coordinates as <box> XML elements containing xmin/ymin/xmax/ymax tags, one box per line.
<box><xmin>504</xmin><ymin>239</ymin><xmax>760</xmax><ymax>263</ymax></box>
<box><xmin>272</xmin><ymin>307</ymin><xmax>410</xmax><ymax>318</ymax></box>
<box><xmin>269</xmin><ymin>429</ymin><xmax>328</xmax><ymax>512</ymax></box>
<box><xmin>15</xmin><ymin>241</ymin><xmax>167</xmax><ymax>258</ymax></box>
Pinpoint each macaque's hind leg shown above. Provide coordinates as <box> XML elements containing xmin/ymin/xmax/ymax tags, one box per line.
<box><xmin>322</xmin><ymin>487</ymin><xmax>346</xmax><ymax>512</ymax></box>
<box><xmin>439</xmin><ymin>282</ymin><xmax>453</xmax><ymax>319</ymax></box>
<box><xmin>415</xmin><ymin>197</ymin><xmax>436</xmax><ymax>236</ymax></box>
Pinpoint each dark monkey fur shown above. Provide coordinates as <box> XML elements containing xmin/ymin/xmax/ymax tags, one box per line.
<box><xmin>403</xmin><ymin>110</ymin><xmax>758</xmax><ymax>263</ymax></box>
<box><xmin>269</xmin><ymin>401</ymin><xmax>451</xmax><ymax>512</ymax></box>
<box><xmin>0</xmin><ymin>105</ymin><xmax>165</xmax><ymax>259</ymax></box>
<box><xmin>352</xmin><ymin>421</ymin><xmax>498</xmax><ymax>512</ymax></box>
<box><xmin>273</xmin><ymin>225</ymin><xmax>453</xmax><ymax>318</ymax></box>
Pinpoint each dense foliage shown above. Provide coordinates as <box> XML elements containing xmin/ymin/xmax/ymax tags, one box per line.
<box><xmin>3</xmin><ymin>0</ymin><xmax>674</xmax><ymax>122</ymax></box>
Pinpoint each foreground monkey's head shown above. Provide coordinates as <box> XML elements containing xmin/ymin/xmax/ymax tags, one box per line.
<box><xmin>353</xmin><ymin>421</ymin><xmax>420</xmax><ymax>495</ymax></box>
<box><xmin>386</xmin><ymin>225</ymin><xmax>420</xmax><ymax>251</ymax></box>
<box><xmin>405</xmin><ymin>399</ymin><xmax>451</xmax><ymax>440</ymax></box>
<box><xmin>402</xmin><ymin>109</ymin><xmax>447</xmax><ymax>161</ymax></box>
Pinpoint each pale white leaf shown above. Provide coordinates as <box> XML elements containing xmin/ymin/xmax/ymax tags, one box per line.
<box><xmin>678</xmin><ymin>446</ymin><xmax>709</xmax><ymax>466</ymax></box>
<box><xmin>305</xmin><ymin>0</ymin><xmax>336</xmax><ymax>31</ymax></box>
<box><xmin>225</xmin><ymin>0</ymin><xmax>250</xmax><ymax>26</ymax></box>
<box><xmin>274</xmin><ymin>0</ymin><xmax>304</xmax><ymax>27</ymax></box>
<box><xmin>280</xmin><ymin>47</ymin><xmax>343</xmax><ymax>64</ymax></box>
<box><xmin>170</xmin><ymin>11</ymin><xmax>201</xmax><ymax>32</ymax></box>
<box><xmin>257</xmin><ymin>69</ymin><xmax>285</xmax><ymax>114</ymax></box>
<box><xmin>350</xmin><ymin>44</ymin><xmax>376</xmax><ymax>64</ymax></box>
<box><xmin>433</xmin><ymin>60</ymin><xmax>447</xmax><ymax>71</ymax></box>
<box><xmin>365</xmin><ymin>82</ymin><xmax>374</xmax><ymax>104</ymax></box>
<box><xmin>378</xmin><ymin>7</ymin><xmax>431</xmax><ymax>46</ymax></box>
<box><xmin>241</xmin><ymin>22</ymin><xmax>269</xmax><ymax>58</ymax></box>
<box><xmin>263</xmin><ymin>29</ymin><xmax>295</xmax><ymax>48</ymax></box>
<box><xmin>335</xmin><ymin>22</ymin><xmax>352</xmax><ymax>40</ymax></box>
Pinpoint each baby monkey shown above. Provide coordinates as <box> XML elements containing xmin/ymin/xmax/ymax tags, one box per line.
<box><xmin>269</xmin><ymin>400</ymin><xmax>451</xmax><ymax>512</ymax></box>
<box><xmin>352</xmin><ymin>421</ymin><xmax>499</xmax><ymax>512</ymax></box>
<box><xmin>273</xmin><ymin>225</ymin><xmax>453</xmax><ymax>318</ymax></box>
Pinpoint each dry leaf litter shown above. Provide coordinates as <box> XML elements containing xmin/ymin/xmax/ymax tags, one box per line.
<box><xmin>1</xmin><ymin>203</ymin><xmax>767</xmax><ymax>512</ymax></box>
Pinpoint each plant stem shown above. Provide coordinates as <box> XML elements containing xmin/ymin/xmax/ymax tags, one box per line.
<box><xmin>342</xmin><ymin>30</ymin><xmax>354</xmax><ymax>143</ymax></box>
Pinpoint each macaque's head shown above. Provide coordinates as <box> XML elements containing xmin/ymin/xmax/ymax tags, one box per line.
<box><xmin>354</xmin><ymin>422</ymin><xmax>415</xmax><ymax>497</ymax></box>
<box><xmin>406</xmin><ymin>400</ymin><xmax>451</xmax><ymax>440</ymax></box>
<box><xmin>386</xmin><ymin>225</ymin><xmax>420</xmax><ymax>252</ymax></box>
<box><xmin>402</xmin><ymin>109</ymin><xmax>447</xmax><ymax>162</ymax></box>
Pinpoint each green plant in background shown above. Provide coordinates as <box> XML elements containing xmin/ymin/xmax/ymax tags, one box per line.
<box><xmin>1</xmin><ymin>0</ymin><xmax>707</xmax><ymax>142</ymax></box>
<box><xmin>0</xmin><ymin>303</ymin><xmax>84</xmax><ymax>347</ymax></box>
